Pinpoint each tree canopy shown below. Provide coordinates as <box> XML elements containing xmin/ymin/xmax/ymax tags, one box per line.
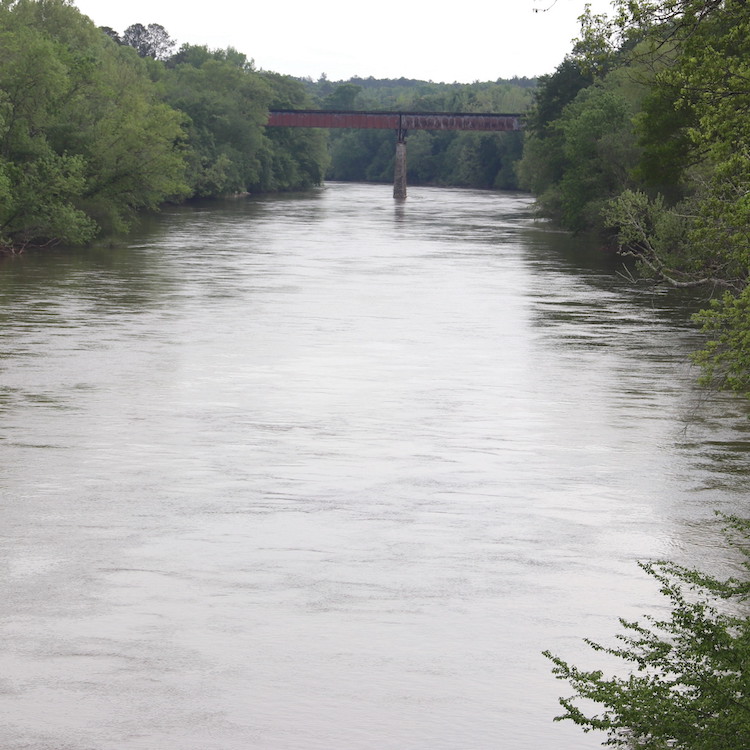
<box><xmin>0</xmin><ymin>1</ymin><xmax>330</xmax><ymax>251</ymax></box>
<box><xmin>0</xmin><ymin>0</ymin><xmax>187</xmax><ymax>248</ymax></box>
<box><xmin>121</xmin><ymin>23</ymin><xmax>175</xmax><ymax>59</ymax></box>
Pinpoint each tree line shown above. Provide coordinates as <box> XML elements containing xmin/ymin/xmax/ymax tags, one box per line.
<box><xmin>3</xmin><ymin>0</ymin><xmax>748</xmax><ymax>409</ymax></box>
<box><xmin>0</xmin><ymin>0</ymin><xmax>328</xmax><ymax>252</ymax></box>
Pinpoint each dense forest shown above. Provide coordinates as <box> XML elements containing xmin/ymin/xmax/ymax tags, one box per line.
<box><xmin>0</xmin><ymin>0</ymin><xmax>329</xmax><ymax>250</ymax></box>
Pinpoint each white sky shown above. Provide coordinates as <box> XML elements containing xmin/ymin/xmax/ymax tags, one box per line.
<box><xmin>72</xmin><ymin>0</ymin><xmax>615</xmax><ymax>83</ymax></box>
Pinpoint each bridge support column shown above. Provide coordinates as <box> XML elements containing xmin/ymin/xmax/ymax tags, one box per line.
<box><xmin>393</xmin><ymin>126</ymin><xmax>407</xmax><ymax>200</ymax></box>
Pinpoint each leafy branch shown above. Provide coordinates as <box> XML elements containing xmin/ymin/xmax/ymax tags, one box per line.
<box><xmin>545</xmin><ymin>515</ymin><xmax>750</xmax><ymax>750</ymax></box>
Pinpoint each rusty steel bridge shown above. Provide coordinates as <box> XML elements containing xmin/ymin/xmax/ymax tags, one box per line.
<box><xmin>266</xmin><ymin>109</ymin><xmax>523</xmax><ymax>199</ymax></box>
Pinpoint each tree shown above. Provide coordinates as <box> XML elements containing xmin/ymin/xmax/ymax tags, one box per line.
<box><xmin>258</xmin><ymin>72</ymin><xmax>329</xmax><ymax>191</ymax></box>
<box><xmin>162</xmin><ymin>47</ymin><xmax>271</xmax><ymax>196</ymax></box>
<box><xmin>317</xmin><ymin>76</ymin><xmax>533</xmax><ymax>190</ymax></box>
<box><xmin>1</xmin><ymin>153</ymin><xmax>97</xmax><ymax>249</ymax></box>
<box><xmin>0</xmin><ymin>0</ymin><xmax>187</xmax><ymax>249</ymax></box>
<box><xmin>524</xmin><ymin>58</ymin><xmax>594</xmax><ymax>139</ymax></box>
<box><xmin>75</xmin><ymin>46</ymin><xmax>188</xmax><ymax>232</ymax></box>
<box><xmin>519</xmin><ymin>79</ymin><xmax>641</xmax><ymax>231</ymax></box>
<box><xmin>122</xmin><ymin>22</ymin><xmax>175</xmax><ymax>60</ymax></box>
<box><xmin>692</xmin><ymin>288</ymin><xmax>750</xmax><ymax>395</ymax></box>
<box><xmin>440</xmin><ymin>131</ymin><xmax>523</xmax><ymax>190</ymax></box>
<box><xmin>322</xmin><ymin>82</ymin><xmax>362</xmax><ymax>111</ymax></box>
<box><xmin>516</xmin><ymin>57</ymin><xmax>597</xmax><ymax>222</ymax></box>
<box><xmin>161</xmin><ymin>51</ymin><xmax>328</xmax><ymax>197</ymax></box>
<box><xmin>631</xmin><ymin>76</ymin><xmax>696</xmax><ymax>201</ymax></box>
<box><xmin>544</xmin><ymin>516</ymin><xmax>750</xmax><ymax>749</ymax></box>
<box><xmin>99</xmin><ymin>26</ymin><xmax>121</xmax><ymax>44</ymax></box>
<box><xmin>327</xmin><ymin>129</ymin><xmax>391</xmax><ymax>182</ymax></box>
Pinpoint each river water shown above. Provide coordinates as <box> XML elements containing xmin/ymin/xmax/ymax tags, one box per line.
<box><xmin>1</xmin><ymin>182</ymin><xmax>749</xmax><ymax>749</ymax></box>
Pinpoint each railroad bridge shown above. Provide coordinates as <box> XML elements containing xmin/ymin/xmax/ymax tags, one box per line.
<box><xmin>266</xmin><ymin>109</ymin><xmax>523</xmax><ymax>199</ymax></box>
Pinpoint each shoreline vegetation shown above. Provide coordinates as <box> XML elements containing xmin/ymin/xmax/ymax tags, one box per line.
<box><xmin>4</xmin><ymin>0</ymin><xmax>746</xmax><ymax>402</ymax></box>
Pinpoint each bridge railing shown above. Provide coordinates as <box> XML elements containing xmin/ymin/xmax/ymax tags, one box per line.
<box><xmin>266</xmin><ymin>110</ymin><xmax>522</xmax><ymax>132</ymax></box>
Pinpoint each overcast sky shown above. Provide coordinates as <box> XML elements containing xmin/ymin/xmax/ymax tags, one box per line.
<box><xmin>72</xmin><ymin>0</ymin><xmax>614</xmax><ymax>83</ymax></box>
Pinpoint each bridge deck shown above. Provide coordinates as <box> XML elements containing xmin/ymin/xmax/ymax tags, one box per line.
<box><xmin>267</xmin><ymin>110</ymin><xmax>522</xmax><ymax>132</ymax></box>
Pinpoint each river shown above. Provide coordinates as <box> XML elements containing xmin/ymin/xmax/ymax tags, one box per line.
<box><xmin>1</xmin><ymin>182</ymin><xmax>749</xmax><ymax>749</ymax></box>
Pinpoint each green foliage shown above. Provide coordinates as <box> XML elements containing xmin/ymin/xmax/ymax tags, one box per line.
<box><xmin>524</xmin><ymin>58</ymin><xmax>594</xmax><ymax>139</ymax></box>
<box><xmin>1</xmin><ymin>152</ymin><xmax>97</xmax><ymax>247</ymax></box>
<box><xmin>122</xmin><ymin>22</ymin><xmax>175</xmax><ymax>60</ymax></box>
<box><xmin>441</xmin><ymin>131</ymin><xmax>524</xmax><ymax>190</ymax></box>
<box><xmin>693</xmin><ymin>289</ymin><xmax>750</xmax><ymax>395</ymax></box>
<box><xmin>632</xmin><ymin>76</ymin><xmax>695</xmax><ymax>199</ymax></box>
<box><xmin>604</xmin><ymin>190</ymin><xmax>694</xmax><ymax>282</ymax></box>
<box><xmin>606</xmin><ymin>172</ymin><xmax>750</xmax><ymax>396</ymax></box>
<box><xmin>688</xmin><ymin>159</ymin><xmax>750</xmax><ymax>288</ymax></box>
<box><xmin>257</xmin><ymin>72</ymin><xmax>329</xmax><ymax>191</ymax></box>
<box><xmin>518</xmin><ymin>0</ymin><xmax>750</xmax><ymax>396</ymax></box>
<box><xmin>0</xmin><ymin>0</ymin><xmax>187</xmax><ymax>248</ymax></box>
<box><xmin>570</xmin><ymin>5</ymin><xmax>621</xmax><ymax>77</ymax></box>
<box><xmin>606</xmin><ymin>179</ymin><xmax>750</xmax><ymax>286</ymax></box>
<box><xmin>328</xmin><ymin>129</ymin><xmax>393</xmax><ymax>183</ymax></box>
<box><xmin>516</xmin><ymin>58</ymin><xmax>596</xmax><ymax>224</ymax></box>
<box><xmin>558</xmin><ymin>86</ymin><xmax>639</xmax><ymax>230</ymax></box>
<box><xmin>519</xmin><ymin>80</ymin><xmax>641</xmax><ymax>231</ymax></box>
<box><xmin>78</xmin><ymin>64</ymin><xmax>188</xmax><ymax>232</ymax></box>
<box><xmin>160</xmin><ymin>51</ymin><xmax>328</xmax><ymax>197</ymax></box>
<box><xmin>0</xmin><ymin>1</ymin><xmax>334</xmax><ymax>249</ymax></box>
<box><xmin>545</xmin><ymin>516</ymin><xmax>750</xmax><ymax>749</ymax></box>
<box><xmin>322</xmin><ymin>83</ymin><xmax>362</xmax><ymax>111</ymax></box>
<box><xmin>161</xmin><ymin>46</ymin><xmax>271</xmax><ymax>196</ymax></box>
<box><xmin>257</xmin><ymin>122</ymin><xmax>328</xmax><ymax>191</ymax></box>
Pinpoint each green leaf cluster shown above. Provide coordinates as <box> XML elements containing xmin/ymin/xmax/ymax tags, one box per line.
<box><xmin>516</xmin><ymin>54</ymin><xmax>648</xmax><ymax>232</ymax></box>
<box><xmin>545</xmin><ymin>516</ymin><xmax>750</xmax><ymax>749</ymax></box>
<box><xmin>693</xmin><ymin>288</ymin><xmax>750</xmax><ymax>394</ymax></box>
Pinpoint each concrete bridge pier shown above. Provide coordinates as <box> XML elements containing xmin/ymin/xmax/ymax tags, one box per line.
<box><xmin>393</xmin><ymin>126</ymin><xmax>407</xmax><ymax>200</ymax></box>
